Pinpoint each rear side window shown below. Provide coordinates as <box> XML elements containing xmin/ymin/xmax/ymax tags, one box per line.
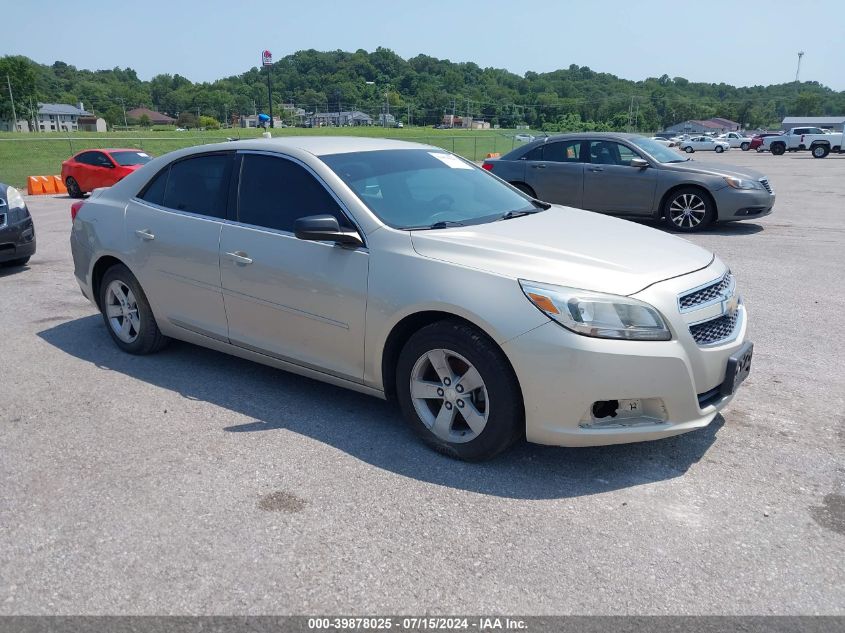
<box><xmin>74</xmin><ymin>151</ymin><xmax>97</xmax><ymax>165</ymax></box>
<box><xmin>139</xmin><ymin>167</ymin><xmax>169</xmax><ymax>206</ymax></box>
<box><xmin>543</xmin><ymin>141</ymin><xmax>583</xmax><ymax>163</ymax></box>
<box><xmin>237</xmin><ymin>154</ymin><xmax>346</xmax><ymax>232</ymax></box>
<box><xmin>162</xmin><ymin>154</ymin><xmax>233</xmax><ymax>218</ymax></box>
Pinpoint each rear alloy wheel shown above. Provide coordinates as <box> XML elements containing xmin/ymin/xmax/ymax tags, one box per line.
<box><xmin>740</xmin><ymin>142</ymin><xmax>750</xmax><ymax>151</ymax></box>
<box><xmin>664</xmin><ymin>188</ymin><xmax>714</xmax><ymax>233</ymax></box>
<box><xmin>396</xmin><ymin>321</ymin><xmax>523</xmax><ymax>461</ymax></box>
<box><xmin>99</xmin><ymin>264</ymin><xmax>169</xmax><ymax>355</ymax></box>
<box><xmin>66</xmin><ymin>177</ymin><xmax>84</xmax><ymax>199</ymax></box>
<box><xmin>770</xmin><ymin>143</ymin><xmax>786</xmax><ymax>156</ymax></box>
<box><xmin>812</xmin><ymin>145</ymin><xmax>830</xmax><ymax>159</ymax></box>
<box><xmin>684</xmin><ymin>146</ymin><xmax>694</xmax><ymax>153</ymax></box>
<box><xmin>715</xmin><ymin>145</ymin><xmax>725</xmax><ymax>153</ymax></box>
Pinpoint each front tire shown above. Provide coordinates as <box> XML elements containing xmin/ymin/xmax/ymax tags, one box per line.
<box><xmin>66</xmin><ymin>177</ymin><xmax>84</xmax><ymax>198</ymax></box>
<box><xmin>715</xmin><ymin>145</ymin><xmax>725</xmax><ymax>153</ymax></box>
<box><xmin>663</xmin><ymin>187</ymin><xmax>714</xmax><ymax>233</ymax></box>
<box><xmin>770</xmin><ymin>143</ymin><xmax>786</xmax><ymax>156</ymax></box>
<box><xmin>396</xmin><ymin>320</ymin><xmax>523</xmax><ymax>461</ymax></box>
<box><xmin>740</xmin><ymin>142</ymin><xmax>750</xmax><ymax>151</ymax></box>
<box><xmin>99</xmin><ymin>264</ymin><xmax>169</xmax><ymax>355</ymax></box>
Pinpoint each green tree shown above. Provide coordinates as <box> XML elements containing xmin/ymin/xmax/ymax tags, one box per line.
<box><xmin>198</xmin><ymin>115</ymin><xmax>220</xmax><ymax>129</ymax></box>
<box><xmin>177</xmin><ymin>112</ymin><xmax>197</xmax><ymax>129</ymax></box>
<box><xmin>138</xmin><ymin>113</ymin><xmax>151</xmax><ymax>128</ymax></box>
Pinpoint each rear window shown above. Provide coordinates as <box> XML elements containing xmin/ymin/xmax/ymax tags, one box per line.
<box><xmin>111</xmin><ymin>151</ymin><xmax>152</xmax><ymax>166</ymax></box>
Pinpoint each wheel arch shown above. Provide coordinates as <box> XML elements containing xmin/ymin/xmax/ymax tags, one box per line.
<box><xmin>91</xmin><ymin>254</ymin><xmax>132</xmax><ymax>310</ymax></box>
<box><xmin>657</xmin><ymin>183</ymin><xmax>718</xmax><ymax>220</ymax></box>
<box><xmin>380</xmin><ymin>310</ymin><xmax>521</xmax><ymax>401</ymax></box>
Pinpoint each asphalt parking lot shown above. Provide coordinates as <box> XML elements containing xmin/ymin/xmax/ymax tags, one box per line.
<box><xmin>1</xmin><ymin>150</ymin><xmax>844</xmax><ymax>615</ymax></box>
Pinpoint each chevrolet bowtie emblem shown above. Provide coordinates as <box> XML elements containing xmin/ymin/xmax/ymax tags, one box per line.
<box><xmin>722</xmin><ymin>294</ymin><xmax>739</xmax><ymax>315</ymax></box>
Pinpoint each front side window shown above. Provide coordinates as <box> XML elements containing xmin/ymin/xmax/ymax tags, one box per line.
<box><xmin>588</xmin><ymin>141</ymin><xmax>641</xmax><ymax>166</ymax></box>
<box><xmin>322</xmin><ymin>149</ymin><xmax>536</xmax><ymax>230</ymax></box>
<box><xmin>92</xmin><ymin>152</ymin><xmax>114</xmax><ymax>168</ymax></box>
<box><xmin>161</xmin><ymin>153</ymin><xmax>232</xmax><ymax>218</ymax></box>
<box><xmin>237</xmin><ymin>154</ymin><xmax>346</xmax><ymax>232</ymax></box>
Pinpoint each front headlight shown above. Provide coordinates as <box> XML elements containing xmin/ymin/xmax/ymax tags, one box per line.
<box><xmin>5</xmin><ymin>186</ymin><xmax>25</xmax><ymax>210</ymax></box>
<box><xmin>724</xmin><ymin>176</ymin><xmax>761</xmax><ymax>190</ymax></box>
<box><xmin>519</xmin><ymin>281</ymin><xmax>672</xmax><ymax>341</ymax></box>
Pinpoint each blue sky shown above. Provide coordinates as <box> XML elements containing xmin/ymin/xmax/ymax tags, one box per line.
<box><xmin>4</xmin><ymin>0</ymin><xmax>843</xmax><ymax>90</ymax></box>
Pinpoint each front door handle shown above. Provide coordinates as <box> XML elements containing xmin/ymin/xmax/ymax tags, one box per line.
<box><xmin>135</xmin><ymin>229</ymin><xmax>155</xmax><ymax>241</ymax></box>
<box><xmin>531</xmin><ymin>164</ymin><xmax>547</xmax><ymax>169</ymax></box>
<box><xmin>226</xmin><ymin>251</ymin><xmax>253</xmax><ymax>265</ymax></box>
<box><xmin>589</xmin><ymin>167</ymin><xmax>604</xmax><ymax>172</ymax></box>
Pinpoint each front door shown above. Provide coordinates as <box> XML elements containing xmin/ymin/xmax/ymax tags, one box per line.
<box><xmin>219</xmin><ymin>152</ymin><xmax>369</xmax><ymax>382</ymax></box>
<box><xmin>125</xmin><ymin>152</ymin><xmax>234</xmax><ymax>340</ymax></box>
<box><xmin>582</xmin><ymin>141</ymin><xmax>658</xmax><ymax>215</ymax></box>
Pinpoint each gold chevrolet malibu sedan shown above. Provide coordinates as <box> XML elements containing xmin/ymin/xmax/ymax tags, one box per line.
<box><xmin>71</xmin><ymin>137</ymin><xmax>752</xmax><ymax>461</ymax></box>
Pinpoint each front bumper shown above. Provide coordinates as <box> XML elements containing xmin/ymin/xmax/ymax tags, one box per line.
<box><xmin>0</xmin><ymin>215</ymin><xmax>36</xmax><ymax>263</ymax></box>
<box><xmin>712</xmin><ymin>187</ymin><xmax>775</xmax><ymax>221</ymax></box>
<box><xmin>503</xmin><ymin>263</ymin><xmax>748</xmax><ymax>447</ymax></box>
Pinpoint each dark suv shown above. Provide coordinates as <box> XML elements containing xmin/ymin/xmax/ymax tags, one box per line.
<box><xmin>0</xmin><ymin>183</ymin><xmax>36</xmax><ymax>267</ymax></box>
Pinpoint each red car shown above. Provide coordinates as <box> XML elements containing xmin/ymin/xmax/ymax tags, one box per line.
<box><xmin>61</xmin><ymin>148</ymin><xmax>152</xmax><ymax>198</ymax></box>
<box><xmin>749</xmin><ymin>132</ymin><xmax>783</xmax><ymax>152</ymax></box>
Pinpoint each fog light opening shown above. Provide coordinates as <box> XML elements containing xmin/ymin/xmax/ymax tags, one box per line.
<box><xmin>592</xmin><ymin>400</ymin><xmax>619</xmax><ymax>419</ymax></box>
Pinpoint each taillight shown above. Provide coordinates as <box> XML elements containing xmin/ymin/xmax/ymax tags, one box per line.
<box><xmin>71</xmin><ymin>201</ymin><xmax>84</xmax><ymax>221</ymax></box>
<box><xmin>482</xmin><ymin>162</ymin><xmax>494</xmax><ymax>171</ymax></box>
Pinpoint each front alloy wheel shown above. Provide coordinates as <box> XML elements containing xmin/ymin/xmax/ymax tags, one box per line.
<box><xmin>664</xmin><ymin>189</ymin><xmax>713</xmax><ymax>232</ymax></box>
<box><xmin>410</xmin><ymin>349</ymin><xmax>489</xmax><ymax>444</ymax></box>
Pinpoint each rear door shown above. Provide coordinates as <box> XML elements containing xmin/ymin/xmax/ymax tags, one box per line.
<box><xmin>124</xmin><ymin>152</ymin><xmax>234</xmax><ymax>340</ymax></box>
<box><xmin>582</xmin><ymin>140</ymin><xmax>657</xmax><ymax>215</ymax></box>
<box><xmin>523</xmin><ymin>140</ymin><xmax>585</xmax><ymax>207</ymax></box>
<box><xmin>71</xmin><ymin>151</ymin><xmax>99</xmax><ymax>191</ymax></box>
<box><xmin>219</xmin><ymin>152</ymin><xmax>369</xmax><ymax>381</ymax></box>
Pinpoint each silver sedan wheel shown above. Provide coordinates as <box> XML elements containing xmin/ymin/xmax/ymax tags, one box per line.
<box><xmin>668</xmin><ymin>193</ymin><xmax>707</xmax><ymax>229</ymax></box>
<box><xmin>410</xmin><ymin>348</ymin><xmax>489</xmax><ymax>444</ymax></box>
<box><xmin>104</xmin><ymin>279</ymin><xmax>141</xmax><ymax>343</ymax></box>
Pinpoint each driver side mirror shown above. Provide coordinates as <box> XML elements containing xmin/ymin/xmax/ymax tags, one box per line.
<box><xmin>630</xmin><ymin>158</ymin><xmax>649</xmax><ymax>169</ymax></box>
<box><xmin>294</xmin><ymin>214</ymin><xmax>363</xmax><ymax>247</ymax></box>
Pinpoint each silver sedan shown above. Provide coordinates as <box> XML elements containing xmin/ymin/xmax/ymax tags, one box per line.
<box><xmin>71</xmin><ymin>137</ymin><xmax>753</xmax><ymax>460</ymax></box>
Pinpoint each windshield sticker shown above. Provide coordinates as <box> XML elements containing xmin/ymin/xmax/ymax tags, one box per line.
<box><xmin>137</xmin><ymin>152</ymin><xmax>150</xmax><ymax>158</ymax></box>
<box><xmin>429</xmin><ymin>152</ymin><xmax>472</xmax><ymax>169</ymax></box>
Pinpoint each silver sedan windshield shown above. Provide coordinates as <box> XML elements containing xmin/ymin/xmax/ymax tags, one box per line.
<box><xmin>321</xmin><ymin>149</ymin><xmax>536</xmax><ymax>229</ymax></box>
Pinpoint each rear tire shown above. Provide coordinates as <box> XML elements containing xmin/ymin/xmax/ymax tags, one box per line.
<box><xmin>684</xmin><ymin>146</ymin><xmax>694</xmax><ymax>153</ymax></box>
<box><xmin>811</xmin><ymin>145</ymin><xmax>830</xmax><ymax>159</ymax></box>
<box><xmin>510</xmin><ymin>182</ymin><xmax>536</xmax><ymax>198</ymax></box>
<box><xmin>740</xmin><ymin>142</ymin><xmax>750</xmax><ymax>151</ymax></box>
<box><xmin>770</xmin><ymin>143</ymin><xmax>786</xmax><ymax>156</ymax></box>
<box><xmin>66</xmin><ymin>177</ymin><xmax>84</xmax><ymax>198</ymax></box>
<box><xmin>99</xmin><ymin>264</ymin><xmax>169</xmax><ymax>355</ymax></box>
<box><xmin>396</xmin><ymin>320</ymin><xmax>523</xmax><ymax>461</ymax></box>
<box><xmin>663</xmin><ymin>187</ymin><xmax>714</xmax><ymax>233</ymax></box>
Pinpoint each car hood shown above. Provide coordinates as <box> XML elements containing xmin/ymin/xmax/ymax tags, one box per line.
<box><xmin>410</xmin><ymin>206</ymin><xmax>714</xmax><ymax>296</ymax></box>
<box><xmin>659</xmin><ymin>160</ymin><xmax>767</xmax><ymax>180</ymax></box>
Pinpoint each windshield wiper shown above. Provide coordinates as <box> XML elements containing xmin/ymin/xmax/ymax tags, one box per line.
<box><xmin>498</xmin><ymin>206</ymin><xmax>546</xmax><ymax>221</ymax></box>
<box><xmin>415</xmin><ymin>220</ymin><xmax>467</xmax><ymax>230</ymax></box>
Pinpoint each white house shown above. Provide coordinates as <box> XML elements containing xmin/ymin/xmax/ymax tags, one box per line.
<box><xmin>37</xmin><ymin>102</ymin><xmax>92</xmax><ymax>132</ymax></box>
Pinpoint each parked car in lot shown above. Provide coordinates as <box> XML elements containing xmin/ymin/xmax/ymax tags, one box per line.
<box><xmin>0</xmin><ymin>183</ymin><xmax>36</xmax><ymax>267</ymax></box>
<box><xmin>750</xmin><ymin>132</ymin><xmax>782</xmax><ymax>152</ymax></box>
<box><xmin>483</xmin><ymin>133</ymin><xmax>775</xmax><ymax>232</ymax></box>
<box><xmin>649</xmin><ymin>137</ymin><xmax>677</xmax><ymax>147</ymax></box>
<box><xmin>62</xmin><ymin>148</ymin><xmax>153</xmax><ymax>198</ymax></box>
<box><xmin>679</xmin><ymin>136</ymin><xmax>731</xmax><ymax>153</ymax></box>
<box><xmin>717</xmin><ymin>132</ymin><xmax>753</xmax><ymax>150</ymax></box>
<box><xmin>765</xmin><ymin>127</ymin><xmax>844</xmax><ymax>158</ymax></box>
<box><xmin>70</xmin><ymin>137</ymin><xmax>753</xmax><ymax>460</ymax></box>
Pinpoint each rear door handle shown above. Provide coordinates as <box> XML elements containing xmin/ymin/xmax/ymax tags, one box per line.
<box><xmin>226</xmin><ymin>251</ymin><xmax>253</xmax><ymax>265</ymax></box>
<box><xmin>589</xmin><ymin>167</ymin><xmax>604</xmax><ymax>172</ymax></box>
<box><xmin>531</xmin><ymin>164</ymin><xmax>547</xmax><ymax>169</ymax></box>
<box><xmin>135</xmin><ymin>229</ymin><xmax>155</xmax><ymax>241</ymax></box>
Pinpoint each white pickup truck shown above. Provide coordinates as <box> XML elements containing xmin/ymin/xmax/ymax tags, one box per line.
<box><xmin>764</xmin><ymin>127</ymin><xmax>844</xmax><ymax>158</ymax></box>
<box><xmin>717</xmin><ymin>131</ymin><xmax>754</xmax><ymax>150</ymax></box>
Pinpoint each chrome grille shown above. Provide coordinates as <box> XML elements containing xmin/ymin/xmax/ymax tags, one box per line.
<box><xmin>689</xmin><ymin>312</ymin><xmax>739</xmax><ymax>345</ymax></box>
<box><xmin>679</xmin><ymin>273</ymin><xmax>733</xmax><ymax>311</ymax></box>
<box><xmin>759</xmin><ymin>178</ymin><xmax>772</xmax><ymax>194</ymax></box>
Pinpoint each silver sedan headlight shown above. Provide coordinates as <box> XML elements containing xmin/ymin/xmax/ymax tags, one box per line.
<box><xmin>724</xmin><ymin>176</ymin><xmax>762</xmax><ymax>190</ymax></box>
<box><xmin>520</xmin><ymin>281</ymin><xmax>672</xmax><ymax>341</ymax></box>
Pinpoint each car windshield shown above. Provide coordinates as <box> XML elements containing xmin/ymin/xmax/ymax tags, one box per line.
<box><xmin>110</xmin><ymin>151</ymin><xmax>152</xmax><ymax>166</ymax></box>
<box><xmin>629</xmin><ymin>137</ymin><xmax>688</xmax><ymax>163</ymax></box>
<box><xmin>321</xmin><ymin>149</ymin><xmax>538</xmax><ymax>229</ymax></box>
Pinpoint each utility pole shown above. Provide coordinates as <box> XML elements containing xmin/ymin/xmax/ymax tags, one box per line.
<box><xmin>29</xmin><ymin>97</ymin><xmax>36</xmax><ymax>132</ymax></box>
<box><xmin>119</xmin><ymin>97</ymin><xmax>128</xmax><ymax>129</ymax></box>
<box><xmin>6</xmin><ymin>75</ymin><xmax>17</xmax><ymax>130</ymax></box>
<box><xmin>795</xmin><ymin>51</ymin><xmax>804</xmax><ymax>82</ymax></box>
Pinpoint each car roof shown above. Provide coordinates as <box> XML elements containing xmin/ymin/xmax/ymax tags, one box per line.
<box><xmin>76</xmin><ymin>148</ymin><xmax>145</xmax><ymax>154</ymax></box>
<box><xmin>501</xmin><ymin>132</ymin><xmax>653</xmax><ymax>158</ymax></box>
<box><xmin>211</xmin><ymin>136</ymin><xmax>433</xmax><ymax>157</ymax></box>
